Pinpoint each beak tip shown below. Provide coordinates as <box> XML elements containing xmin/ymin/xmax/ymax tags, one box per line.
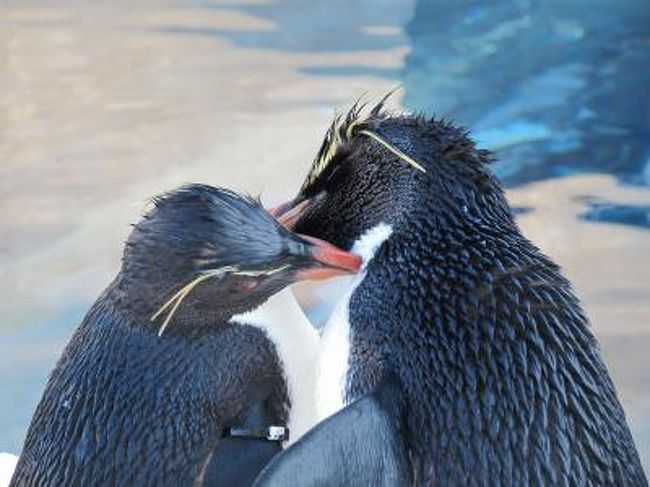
<box><xmin>298</xmin><ymin>235</ymin><xmax>362</xmax><ymax>280</ymax></box>
<box><xmin>313</xmin><ymin>247</ymin><xmax>362</xmax><ymax>273</ymax></box>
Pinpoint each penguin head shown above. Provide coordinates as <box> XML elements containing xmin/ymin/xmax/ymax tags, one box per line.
<box><xmin>123</xmin><ymin>184</ymin><xmax>361</xmax><ymax>329</ymax></box>
<box><xmin>272</xmin><ymin>103</ymin><xmax>510</xmax><ymax>249</ymax></box>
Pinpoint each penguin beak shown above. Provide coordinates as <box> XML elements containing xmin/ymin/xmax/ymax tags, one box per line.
<box><xmin>269</xmin><ymin>198</ymin><xmax>313</xmax><ymax>230</ymax></box>
<box><xmin>295</xmin><ymin>234</ymin><xmax>361</xmax><ymax>280</ymax></box>
<box><xmin>269</xmin><ymin>196</ymin><xmax>357</xmax><ymax>279</ymax></box>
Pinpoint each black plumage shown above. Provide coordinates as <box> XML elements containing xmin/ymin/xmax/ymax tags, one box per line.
<box><xmin>255</xmin><ymin>373</ymin><xmax>410</xmax><ymax>486</ymax></box>
<box><xmin>11</xmin><ymin>184</ymin><xmax>356</xmax><ymax>486</ymax></box>
<box><xmin>278</xmin><ymin>105</ymin><xmax>647</xmax><ymax>485</ymax></box>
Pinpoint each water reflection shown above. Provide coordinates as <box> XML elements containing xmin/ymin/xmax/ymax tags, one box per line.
<box><xmin>404</xmin><ymin>0</ymin><xmax>650</xmax><ymax>191</ymax></box>
<box><xmin>580</xmin><ymin>200</ymin><xmax>650</xmax><ymax>229</ymax></box>
<box><xmin>168</xmin><ymin>0</ymin><xmax>407</xmax><ymax>52</ymax></box>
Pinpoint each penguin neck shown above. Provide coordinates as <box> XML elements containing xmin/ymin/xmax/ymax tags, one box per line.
<box><xmin>316</xmin><ymin>222</ymin><xmax>394</xmax><ymax>419</ymax></box>
<box><xmin>230</xmin><ymin>288</ymin><xmax>319</xmax><ymax>445</ymax></box>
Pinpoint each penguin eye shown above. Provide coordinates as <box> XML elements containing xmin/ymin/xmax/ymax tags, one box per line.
<box><xmin>239</xmin><ymin>279</ymin><xmax>259</xmax><ymax>292</ymax></box>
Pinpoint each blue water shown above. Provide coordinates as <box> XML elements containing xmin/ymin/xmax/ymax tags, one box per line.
<box><xmin>580</xmin><ymin>201</ymin><xmax>650</xmax><ymax>229</ymax></box>
<box><xmin>403</xmin><ymin>0</ymin><xmax>650</xmax><ymax>193</ymax></box>
<box><xmin>405</xmin><ymin>0</ymin><xmax>650</xmax><ymax>232</ymax></box>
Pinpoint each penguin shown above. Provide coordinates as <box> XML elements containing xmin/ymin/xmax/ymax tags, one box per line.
<box><xmin>10</xmin><ymin>184</ymin><xmax>361</xmax><ymax>486</ymax></box>
<box><xmin>262</xmin><ymin>103</ymin><xmax>648</xmax><ymax>485</ymax></box>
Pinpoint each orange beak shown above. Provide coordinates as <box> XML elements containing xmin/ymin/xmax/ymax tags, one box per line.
<box><xmin>296</xmin><ymin>234</ymin><xmax>362</xmax><ymax>280</ymax></box>
<box><xmin>269</xmin><ymin>197</ymin><xmax>357</xmax><ymax>280</ymax></box>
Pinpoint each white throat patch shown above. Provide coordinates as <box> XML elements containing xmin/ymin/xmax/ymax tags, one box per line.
<box><xmin>316</xmin><ymin>223</ymin><xmax>393</xmax><ymax>420</ymax></box>
<box><xmin>230</xmin><ymin>287</ymin><xmax>319</xmax><ymax>445</ymax></box>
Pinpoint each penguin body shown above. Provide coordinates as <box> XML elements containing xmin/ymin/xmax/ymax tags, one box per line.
<box><xmin>268</xmin><ymin>106</ymin><xmax>647</xmax><ymax>485</ymax></box>
<box><xmin>315</xmin><ymin>222</ymin><xmax>393</xmax><ymax>420</ymax></box>
<box><xmin>11</xmin><ymin>184</ymin><xmax>359</xmax><ymax>486</ymax></box>
<box><xmin>14</xmin><ymin>299</ymin><xmax>287</xmax><ymax>486</ymax></box>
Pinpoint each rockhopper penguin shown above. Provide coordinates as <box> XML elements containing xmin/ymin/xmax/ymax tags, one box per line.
<box><xmin>10</xmin><ymin>184</ymin><xmax>361</xmax><ymax>486</ymax></box>
<box><xmin>264</xmin><ymin>104</ymin><xmax>647</xmax><ymax>485</ymax></box>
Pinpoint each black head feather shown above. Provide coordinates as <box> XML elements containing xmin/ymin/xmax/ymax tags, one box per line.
<box><xmin>292</xmin><ymin>103</ymin><xmax>505</xmax><ymax>250</ymax></box>
<box><xmin>120</xmin><ymin>184</ymin><xmax>329</xmax><ymax>328</ymax></box>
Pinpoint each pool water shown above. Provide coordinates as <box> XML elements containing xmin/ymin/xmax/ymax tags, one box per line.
<box><xmin>1</xmin><ymin>0</ymin><xmax>648</xmax><ymax>472</ymax></box>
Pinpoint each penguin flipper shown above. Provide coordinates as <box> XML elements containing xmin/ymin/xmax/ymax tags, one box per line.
<box><xmin>202</xmin><ymin>436</ymin><xmax>281</xmax><ymax>486</ymax></box>
<box><xmin>254</xmin><ymin>376</ymin><xmax>410</xmax><ymax>486</ymax></box>
<box><xmin>202</xmin><ymin>400</ymin><xmax>283</xmax><ymax>486</ymax></box>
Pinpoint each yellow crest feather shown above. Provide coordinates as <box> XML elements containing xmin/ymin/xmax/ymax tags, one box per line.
<box><xmin>302</xmin><ymin>94</ymin><xmax>425</xmax><ymax>192</ymax></box>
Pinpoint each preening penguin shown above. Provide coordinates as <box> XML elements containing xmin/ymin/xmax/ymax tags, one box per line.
<box><xmin>10</xmin><ymin>184</ymin><xmax>361</xmax><ymax>486</ymax></box>
<box><xmin>266</xmin><ymin>103</ymin><xmax>647</xmax><ymax>486</ymax></box>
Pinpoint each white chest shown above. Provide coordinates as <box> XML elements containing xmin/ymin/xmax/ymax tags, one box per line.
<box><xmin>315</xmin><ymin>223</ymin><xmax>393</xmax><ymax>420</ymax></box>
<box><xmin>231</xmin><ymin>287</ymin><xmax>319</xmax><ymax>444</ymax></box>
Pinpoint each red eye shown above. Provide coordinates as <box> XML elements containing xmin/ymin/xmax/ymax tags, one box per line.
<box><xmin>240</xmin><ymin>280</ymin><xmax>258</xmax><ymax>292</ymax></box>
